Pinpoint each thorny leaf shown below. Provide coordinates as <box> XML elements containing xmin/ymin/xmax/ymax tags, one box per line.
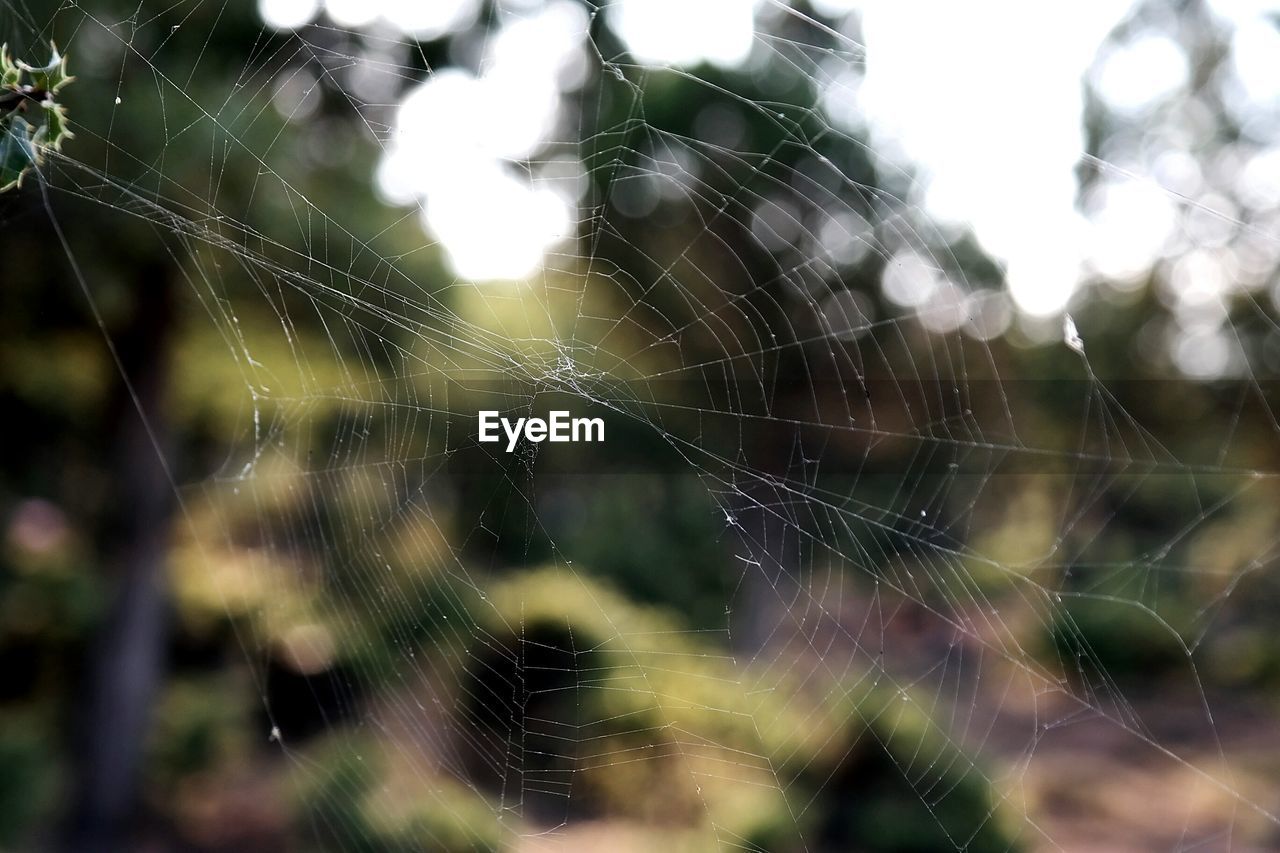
<box><xmin>16</xmin><ymin>43</ymin><xmax>74</xmax><ymax>96</ymax></box>
<box><xmin>0</xmin><ymin>43</ymin><xmax>73</xmax><ymax>193</ymax></box>
<box><xmin>0</xmin><ymin>116</ymin><xmax>38</xmax><ymax>192</ymax></box>
<box><xmin>0</xmin><ymin>46</ymin><xmax>19</xmax><ymax>89</ymax></box>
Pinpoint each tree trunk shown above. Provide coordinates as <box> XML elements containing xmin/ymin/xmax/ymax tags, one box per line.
<box><xmin>62</xmin><ymin>266</ymin><xmax>176</xmax><ymax>853</ymax></box>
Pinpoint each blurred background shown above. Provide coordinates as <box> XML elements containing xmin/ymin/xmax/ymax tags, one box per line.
<box><xmin>2</xmin><ymin>0</ymin><xmax>1280</xmax><ymax>850</ymax></box>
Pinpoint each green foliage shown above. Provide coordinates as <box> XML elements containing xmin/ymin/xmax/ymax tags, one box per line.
<box><xmin>449</xmin><ymin>568</ymin><xmax>1020</xmax><ymax>851</ymax></box>
<box><xmin>0</xmin><ymin>116</ymin><xmax>38</xmax><ymax>192</ymax></box>
<box><xmin>1045</xmin><ymin>594</ymin><xmax>1191</xmax><ymax>680</ymax></box>
<box><xmin>0</xmin><ymin>43</ymin><xmax>73</xmax><ymax>192</ymax></box>
<box><xmin>147</xmin><ymin>675</ymin><xmax>253</xmax><ymax>789</ymax></box>
<box><xmin>549</xmin><ymin>476</ymin><xmax>733</xmax><ymax>629</ymax></box>
<box><xmin>0</xmin><ymin>714</ymin><xmax>57</xmax><ymax>847</ymax></box>
<box><xmin>296</xmin><ymin>736</ymin><xmax>502</xmax><ymax>853</ymax></box>
<box><xmin>2</xmin><ymin>2</ymin><xmax>1278</xmax><ymax>850</ymax></box>
<box><xmin>457</xmin><ymin>569</ymin><xmax>800</xmax><ymax>842</ymax></box>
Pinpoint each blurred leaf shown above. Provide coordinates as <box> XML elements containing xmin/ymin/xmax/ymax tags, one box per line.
<box><xmin>15</xmin><ymin>43</ymin><xmax>73</xmax><ymax>95</ymax></box>
<box><xmin>1</xmin><ymin>44</ymin><xmax>73</xmax><ymax>192</ymax></box>
<box><xmin>0</xmin><ymin>116</ymin><xmax>37</xmax><ymax>192</ymax></box>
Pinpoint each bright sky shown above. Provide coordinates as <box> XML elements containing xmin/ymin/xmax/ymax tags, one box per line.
<box><xmin>257</xmin><ymin>0</ymin><xmax>1280</xmax><ymax>332</ymax></box>
<box><xmin>855</xmin><ymin>2</ymin><xmax>1124</xmax><ymax>317</ymax></box>
<box><xmin>374</xmin><ymin>1</ymin><xmax>587</xmax><ymax>280</ymax></box>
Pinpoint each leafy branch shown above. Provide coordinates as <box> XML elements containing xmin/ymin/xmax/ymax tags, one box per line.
<box><xmin>1</xmin><ymin>43</ymin><xmax>74</xmax><ymax>193</ymax></box>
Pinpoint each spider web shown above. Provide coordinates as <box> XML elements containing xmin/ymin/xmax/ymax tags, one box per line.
<box><xmin>6</xmin><ymin>0</ymin><xmax>1280</xmax><ymax>850</ymax></box>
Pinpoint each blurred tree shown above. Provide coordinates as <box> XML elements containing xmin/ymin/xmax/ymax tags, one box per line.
<box><xmin>1</xmin><ymin>1</ymin><xmax>1277</xmax><ymax>851</ymax></box>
